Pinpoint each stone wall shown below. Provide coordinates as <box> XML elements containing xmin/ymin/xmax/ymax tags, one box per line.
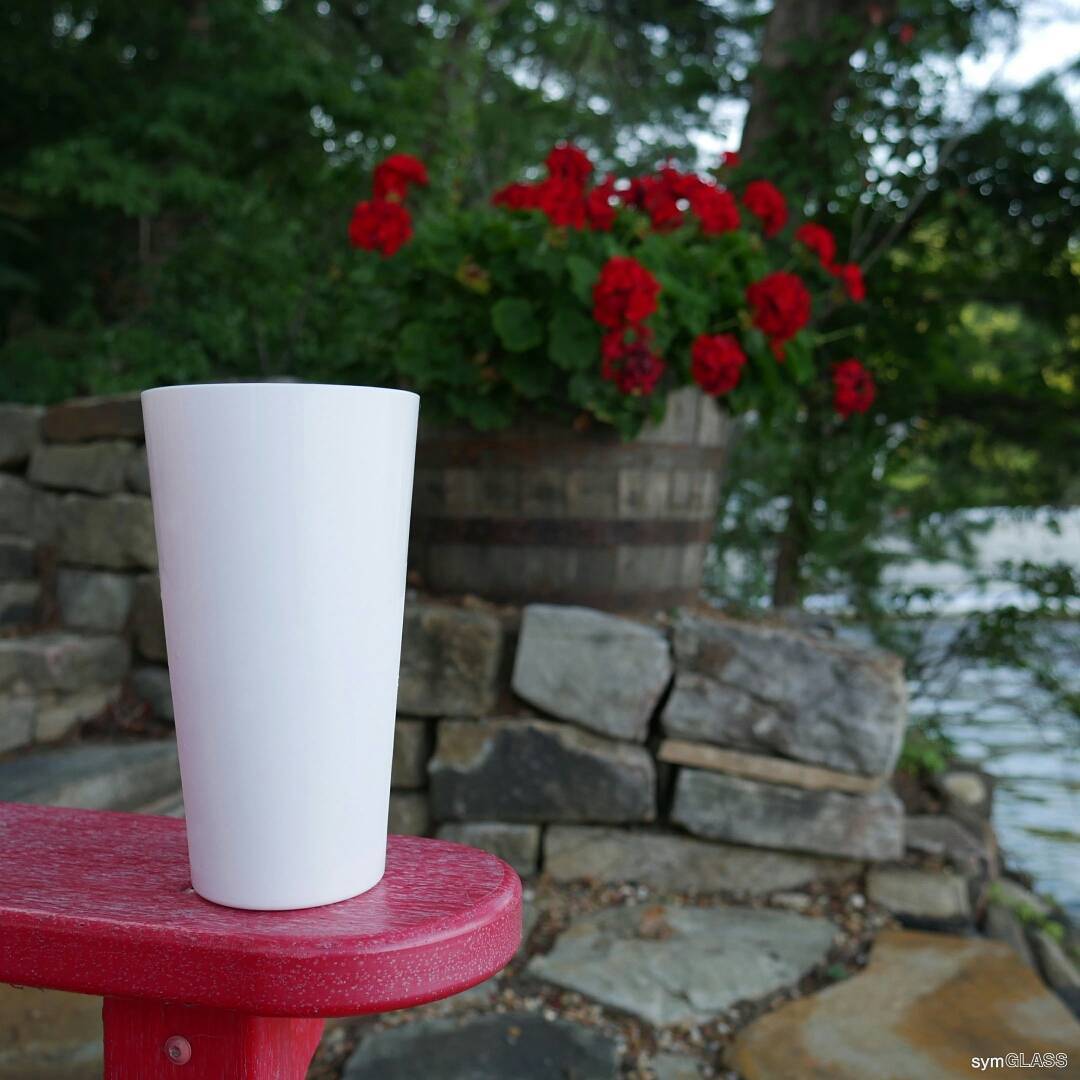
<box><xmin>1</xmin><ymin>392</ymin><xmax>910</xmax><ymax>881</ymax></box>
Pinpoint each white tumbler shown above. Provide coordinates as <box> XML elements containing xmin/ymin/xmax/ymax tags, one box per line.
<box><xmin>142</xmin><ymin>383</ymin><xmax>419</xmax><ymax>910</ymax></box>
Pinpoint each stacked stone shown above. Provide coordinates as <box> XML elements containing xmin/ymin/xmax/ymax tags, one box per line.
<box><xmin>1</xmin><ymin>397</ymin><xmax>155</xmax><ymax>750</ymax></box>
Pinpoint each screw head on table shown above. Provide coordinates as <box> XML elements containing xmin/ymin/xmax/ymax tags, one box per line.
<box><xmin>164</xmin><ymin>1035</ymin><xmax>192</xmax><ymax>1064</ymax></box>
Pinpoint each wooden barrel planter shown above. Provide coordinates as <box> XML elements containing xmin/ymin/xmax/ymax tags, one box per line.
<box><xmin>409</xmin><ymin>388</ymin><xmax>732</xmax><ymax>611</ymax></box>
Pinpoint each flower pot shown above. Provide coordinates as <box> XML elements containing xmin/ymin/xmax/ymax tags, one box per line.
<box><xmin>410</xmin><ymin>387</ymin><xmax>731</xmax><ymax>610</ymax></box>
<box><xmin>142</xmin><ymin>383</ymin><xmax>418</xmax><ymax>910</ymax></box>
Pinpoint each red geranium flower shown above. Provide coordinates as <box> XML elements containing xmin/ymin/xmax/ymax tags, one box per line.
<box><xmin>833</xmin><ymin>358</ymin><xmax>876</xmax><ymax>417</ymax></box>
<box><xmin>691</xmin><ymin>334</ymin><xmax>747</xmax><ymax>396</ymax></box>
<box><xmin>743</xmin><ymin>179</ymin><xmax>789</xmax><ymax>237</ymax></box>
<box><xmin>722</xmin><ymin>150</ymin><xmax>742</xmax><ymax>168</ymax></box>
<box><xmin>492</xmin><ymin>181</ymin><xmax>543</xmax><ymax>211</ymax></box>
<box><xmin>795</xmin><ymin>223</ymin><xmax>837</xmax><ymax>269</ymax></box>
<box><xmin>601</xmin><ymin>326</ymin><xmax>666</xmax><ymax>396</ymax></box>
<box><xmin>372</xmin><ymin>154</ymin><xmax>429</xmax><ymax>200</ymax></box>
<box><xmin>348</xmin><ymin>198</ymin><xmax>413</xmax><ymax>257</ymax></box>
<box><xmin>586</xmin><ymin>175</ymin><xmax>618</xmax><ymax>231</ymax></box>
<box><xmin>690</xmin><ymin>184</ymin><xmax>740</xmax><ymax>235</ymax></box>
<box><xmin>537</xmin><ymin>177</ymin><xmax>587</xmax><ymax>229</ymax></box>
<box><xmin>746</xmin><ymin>271</ymin><xmax>811</xmax><ymax>351</ymax></box>
<box><xmin>638</xmin><ymin>170</ymin><xmax>685</xmax><ymax>231</ymax></box>
<box><xmin>592</xmin><ymin>256</ymin><xmax>661</xmax><ymax>329</ymax></box>
<box><xmin>832</xmin><ymin>262</ymin><xmax>866</xmax><ymax>302</ymax></box>
<box><xmin>546</xmin><ymin>143</ymin><xmax>593</xmax><ymax>184</ymax></box>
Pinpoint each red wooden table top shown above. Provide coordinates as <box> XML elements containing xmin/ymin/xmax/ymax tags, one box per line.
<box><xmin>0</xmin><ymin>802</ymin><xmax>521</xmax><ymax>1018</ymax></box>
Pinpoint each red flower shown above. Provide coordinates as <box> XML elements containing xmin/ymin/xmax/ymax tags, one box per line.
<box><xmin>746</xmin><ymin>271</ymin><xmax>811</xmax><ymax>350</ymax></box>
<box><xmin>592</xmin><ymin>256</ymin><xmax>661</xmax><ymax>329</ymax></box>
<box><xmin>833</xmin><ymin>358</ymin><xmax>876</xmax><ymax>417</ymax></box>
<box><xmin>743</xmin><ymin>179</ymin><xmax>788</xmax><ymax>237</ymax></box>
<box><xmin>691</xmin><ymin>334</ymin><xmax>747</xmax><ymax>396</ymax></box>
<box><xmin>586</xmin><ymin>175</ymin><xmax>618</xmax><ymax>231</ymax></box>
<box><xmin>492</xmin><ymin>181</ymin><xmax>543</xmax><ymax>211</ymax></box>
<box><xmin>372</xmin><ymin>154</ymin><xmax>429</xmax><ymax>200</ymax></box>
<box><xmin>898</xmin><ymin>23</ymin><xmax>915</xmax><ymax>45</ymax></box>
<box><xmin>722</xmin><ymin>150</ymin><xmax>742</xmax><ymax>168</ymax></box>
<box><xmin>638</xmin><ymin>171</ymin><xmax>684</xmax><ymax>231</ymax></box>
<box><xmin>537</xmin><ymin>177</ymin><xmax>586</xmax><ymax>229</ymax></box>
<box><xmin>832</xmin><ymin>262</ymin><xmax>866</xmax><ymax>302</ymax></box>
<box><xmin>546</xmin><ymin>143</ymin><xmax>593</xmax><ymax>184</ymax></box>
<box><xmin>348</xmin><ymin>199</ymin><xmax>413</xmax><ymax>257</ymax></box>
<box><xmin>795</xmin><ymin>223</ymin><xmax>837</xmax><ymax>269</ymax></box>
<box><xmin>690</xmin><ymin>184</ymin><xmax>740</xmax><ymax>235</ymax></box>
<box><xmin>601</xmin><ymin>326</ymin><xmax>665</xmax><ymax>395</ymax></box>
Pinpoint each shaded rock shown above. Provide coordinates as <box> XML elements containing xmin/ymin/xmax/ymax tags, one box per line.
<box><xmin>0</xmin><ymin>474</ymin><xmax>34</xmax><ymax>536</ymax></box>
<box><xmin>905</xmin><ymin>814</ymin><xmax>995</xmax><ymax>877</ymax></box>
<box><xmin>0</xmin><ymin>696</ymin><xmax>34</xmax><ymax>753</ymax></box>
<box><xmin>528</xmin><ymin>904</ymin><xmax>836</xmax><ymax>1025</ymax></box>
<box><xmin>0</xmin><ymin>404</ymin><xmax>43</xmax><ymax>467</ymax></box>
<box><xmin>934</xmin><ymin>767</ymin><xmax>994</xmax><ymax>822</ymax></box>
<box><xmin>511</xmin><ymin>604</ymin><xmax>671</xmax><ymax>741</ymax></box>
<box><xmin>430</xmin><ymin>719</ymin><xmax>655</xmax><ymax>824</ymax></box>
<box><xmin>727</xmin><ymin>929</ymin><xmax>1080</xmax><ymax>1079</ymax></box>
<box><xmin>658</xmin><ymin>739</ymin><xmax>881</xmax><ymax>795</ymax></box>
<box><xmin>544</xmin><ymin>826</ymin><xmax>860</xmax><ymax>894</ymax></box>
<box><xmin>397</xmin><ymin>601</ymin><xmax>502</xmax><ymax>717</ymax></box>
<box><xmin>666</xmin><ymin>611</ymin><xmax>906</xmax><ymax>777</ymax></box>
<box><xmin>42</xmin><ymin>394</ymin><xmax>144</xmax><ymax>442</ymax></box>
<box><xmin>125</xmin><ymin>446</ymin><xmax>151</xmax><ymax>493</ymax></box>
<box><xmin>0</xmin><ymin>740</ymin><xmax>180</xmax><ymax>811</ymax></box>
<box><xmin>0</xmin><ymin>535</ymin><xmax>36</xmax><ymax>580</ymax></box>
<box><xmin>391</xmin><ymin>718</ymin><xmax>428</xmax><ymax>789</ymax></box>
<box><xmin>437</xmin><ymin>822</ymin><xmax>541</xmax><ymax>876</ymax></box>
<box><xmin>56</xmin><ymin>569</ymin><xmax>135</xmax><ymax>632</ymax></box>
<box><xmin>866</xmin><ymin>867</ymin><xmax>972</xmax><ymax>927</ymax></box>
<box><xmin>0</xmin><ymin>580</ymin><xmax>40</xmax><ymax>626</ymax></box>
<box><xmin>130</xmin><ymin>665</ymin><xmax>173</xmax><ymax>720</ymax></box>
<box><xmin>54</xmin><ymin>494</ymin><xmax>156</xmax><ymax>570</ymax></box>
<box><xmin>671</xmin><ymin>769</ymin><xmax>904</xmax><ymax>861</ymax></box>
<box><xmin>984</xmin><ymin>902</ymin><xmax>1036</xmax><ymax>967</ymax></box>
<box><xmin>35</xmin><ymin>684</ymin><xmax>122</xmax><ymax>741</ymax></box>
<box><xmin>343</xmin><ymin>1013</ymin><xmax>619</xmax><ymax>1080</ymax></box>
<box><xmin>991</xmin><ymin>877</ymin><xmax>1053</xmax><ymax>919</ymax></box>
<box><xmin>388</xmin><ymin>792</ymin><xmax>430</xmax><ymax>836</ymax></box>
<box><xmin>1033</xmin><ymin>930</ymin><xmax>1080</xmax><ymax>995</ymax></box>
<box><xmin>0</xmin><ymin>633</ymin><xmax>130</xmax><ymax>694</ymax></box>
<box><xmin>130</xmin><ymin>574</ymin><xmax>166</xmax><ymax>661</ymax></box>
<box><xmin>0</xmin><ymin>983</ymin><xmax>102</xmax><ymax>1080</ymax></box>
<box><xmin>29</xmin><ymin>441</ymin><xmax>133</xmax><ymax>495</ymax></box>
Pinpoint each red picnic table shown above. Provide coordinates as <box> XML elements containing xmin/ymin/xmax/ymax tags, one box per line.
<box><xmin>0</xmin><ymin>802</ymin><xmax>522</xmax><ymax>1079</ymax></box>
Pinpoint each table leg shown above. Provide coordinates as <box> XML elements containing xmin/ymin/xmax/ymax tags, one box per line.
<box><xmin>102</xmin><ymin>997</ymin><xmax>325</xmax><ymax>1079</ymax></box>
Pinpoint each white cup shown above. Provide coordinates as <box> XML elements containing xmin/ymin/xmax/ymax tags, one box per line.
<box><xmin>142</xmin><ymin>383</ymin><xmax>418</xmax><ymax>910</ymax></box>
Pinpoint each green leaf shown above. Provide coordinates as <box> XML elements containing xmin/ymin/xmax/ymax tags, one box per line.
<box><xmin>491</xmin><ymin>297</ymin><xmax>543</xmax><ymax>352</ymax></box>
<box><xmin>548</xmin><ymin>305</ymin><xmax>600</xmax><ymax>371</ymax></box>
<box><xmin>565</xmin><ymin>255</ymin><xmax>600</xmax><ymax>305</ymax></box>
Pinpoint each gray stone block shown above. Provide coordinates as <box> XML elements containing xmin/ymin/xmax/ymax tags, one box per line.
<box><xmin>54</xmin><ymin>494</ymin><xmax>157</xmax><ymax>570</ymax></box>
<box><xmin>397</xmin><ymin>601</ymin><xmax>502</xmax><ymax>717</ymax></box>
<box><xmin>437</xmin><ymin>822</ymin><xmax>541</xmax><ymax>876</ymax></box>
<box><xmin>130</xmin><ymin>665</ymin><xmax>173</xmax><ymax>720</ymax></box>
<box><xmin>866</xmin><ymin>866</ymin><xmax>972</xmax><ymax>925</ymax></box>
<box><xmin>666</xmin><ymin>610</ymin><xmax>907</xmax><ymax>777</ymax></box>
<box><xmin>511</xmin><ymin>604</ymin><xmax>672</xmax><ymax>741</ymax></box>
<box><xmin>543</xmin><ymin>826</ymin><xmax>860</xmax><ymax>894</ymax></box>
<box><xmin>35</xmin><ymin>684</ymin><xmax>122</xmax><ymax>741</ymax></box>
<box><xmin>0</xmin><ymin>535</ymin><xmax>36</xmax><ymax>580</ymax></box>
<box><xmin>528</xmin><ymin>904</ymin><xmax>836</xmax><ymax>1025</ymax></box>
<box><xmin>0</xmin><ymin>404</ymin><xmax>43</xmax><ymax>467</ymax></box>
<box><xmin>29</xmin><ymin>441</ymin><xmax>134</xmax><ymax>494</ymax></box>
<box><xmin>430</xmin><ymin>718</ymin><xmax>655</xmax><ymax>824</ymax></box>
<box><xmin>0</xmin><ymin>633</ymin><xmax>130</xmax><ymax>694</ymax></box>
<box><xmin>131</xmin><ymin>573</ymin><xmax>166</xmax><ymax>660</ymax></box>
<box><xmin>125</xmin><ymin>446</ymin><xmax>152</xmax><ymax>493</ymax></box>
<box><xmin>0</xmin><ymin>696</ymin><xmax>34</xmax><ymax>753</ymax></box>
<box><xmin>343</xmin><ymin>1013</ymin><xmax>619</xmax><ymax>1080</ymax></box>
<box><xmin>0</xmin><ymin>740</ymin><xmax>180</xmax><ymax>811</ymax></box>
<box><xmin>0</xmin><ymin>474</ymin><xmax>34</xmax><ymax>536</ymax></box>
<box><xmin>671</xmin><ymin>768</ymin><xmax>904</xmax><ymax>861</ymax></box>
<box><xmin>0</xmin><ymin>580</ymin><xmax>40</xmax><ymax>626</ymax></box>
<box><xmin>391</xmin><ymin>718</ymin><xmax>428</xmax><ymax>789</ymax></box>
<box><xmin>56</xmin><ymin>568</ymin><xmax>135</xmax><ymax>631</ymax></box>
<box><xmin>388</xmin><ymin>791</ymin><xmax>430</xmax><ymax>836</ymax></box>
